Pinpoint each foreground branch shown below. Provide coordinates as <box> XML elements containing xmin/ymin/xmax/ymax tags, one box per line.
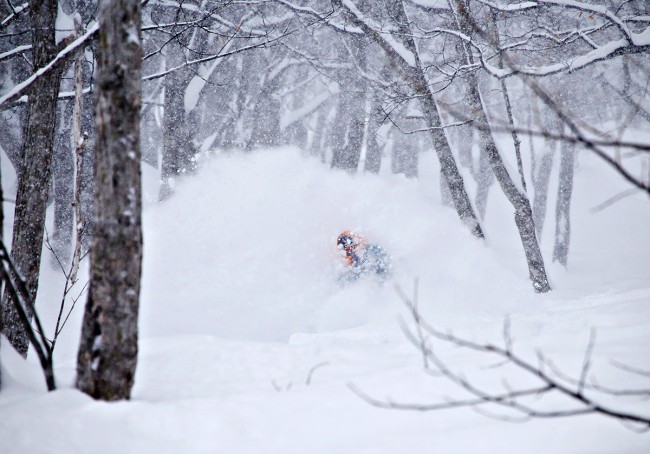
<box><xmin>0</xmin><ymin>240</ymin><xmax>55</xmax><ymax>391</ymax></box>
<box><xmin>351</xmin><ymin>283</ymin><xmax>650</xmax><ymax>431</ymax></box>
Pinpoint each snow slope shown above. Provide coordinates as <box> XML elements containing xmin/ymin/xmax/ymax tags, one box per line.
<box><xmin>1</xmin><ymin>147</ymin><xmax>649</xmax><ymax>453</ymax></box>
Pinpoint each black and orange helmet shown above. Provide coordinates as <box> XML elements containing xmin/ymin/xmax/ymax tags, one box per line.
<box><xmin>336</xmin><ymin>230</ymin><xmax>365</xmax><ymax>252</ymax></box>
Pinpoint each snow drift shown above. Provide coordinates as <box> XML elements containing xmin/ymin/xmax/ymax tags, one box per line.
<box><xmin>1</xmin><ymin>147</ymin><xmax>649</xmax><ymax>453</ymax></box>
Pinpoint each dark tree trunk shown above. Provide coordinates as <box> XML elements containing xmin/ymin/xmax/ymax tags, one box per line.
<box><xmin>448</xmin><ymin>0</ymin><xmax>549</xmax><ymax>291</ymax></box>
<box><xmin>421</xmin><ymin>90</ymin><xmax>483</xmax><ymax>238</ymax></box>
<box><xmin>553</xmin><ymin>139</ymin><xmax>575</xmax><ymax>266</ymax></box>
<box><xmin>467</xmin><ymin>74</ymin><xmax>551</xmax><ymax>292</ymax></box>
<box><xmin>1</xmin><ymin>0</ymin><xmax>63</xmax><ymax>356</ymax></box>
<box><xmin>76</xmin><ymin>0</ymin><xmax>143</xmax><ymax>401</ymax></box>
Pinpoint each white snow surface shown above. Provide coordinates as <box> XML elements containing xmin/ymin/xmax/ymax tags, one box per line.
<box><xmin>1</xmin><ymin>147</ymin><xmax>650</xmax><ymax>453</ymax></box>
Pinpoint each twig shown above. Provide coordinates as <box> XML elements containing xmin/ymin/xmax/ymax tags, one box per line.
<box><xmin>305</xmin><ymin>361</ymin><xmax>330</xmax><ymax>385</ymax></box>
<box><xmin>352</xmin><ymin>282</ymin><xmax>650</xmax><ymax>431</ymax></box>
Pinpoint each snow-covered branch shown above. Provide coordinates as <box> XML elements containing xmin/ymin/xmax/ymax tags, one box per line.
<box><xmin>0</xmin><ymin>44</ymin><xmax>30</xmax><ymax>62</ymax></box>
<box><xmin>0</xmin><ymin>23</ymin><xmax>98</xmax><ymax>111</ymax></box>
<box><xmin>142</xmin><ymin>29</ymin><xmax>295</xmax><ymax>81</ymax></box>
<box><xmin>0</xmin><ymin>1</ymin><xmax>28</xmax><ymax>27</ymax></box>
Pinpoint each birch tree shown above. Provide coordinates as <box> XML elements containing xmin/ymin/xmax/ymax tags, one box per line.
<box><xmin>76</xmin><ymin>0</ymin><xmax>143</xmax><ymax>400</ymax></box>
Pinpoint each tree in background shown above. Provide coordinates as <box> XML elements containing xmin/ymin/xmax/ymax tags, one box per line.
<box><xmin>0</xmin><ymin>0</ymin><xmax>65</xmax><ymax>356</ymax></box>
<box><xmin>0</xmin><ymin>2</ymin><xmax>648</xmax><ymax>394</ymax></box>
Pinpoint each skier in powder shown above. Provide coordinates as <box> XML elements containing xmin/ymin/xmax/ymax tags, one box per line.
<box><xmin>336</xmin><ymin>230</ymin><xmax>390</xmax><ymax>283</ymax></box>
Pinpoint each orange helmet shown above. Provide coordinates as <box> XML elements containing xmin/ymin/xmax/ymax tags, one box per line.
<box><xmin>336</xmin><ymin>230</ymin><xmax>366</xmax><ymax>254</ymax></box>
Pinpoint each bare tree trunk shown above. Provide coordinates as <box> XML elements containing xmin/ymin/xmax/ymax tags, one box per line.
<box><xmin>531</xmin><ymin>145</ymin><xmax>555</xmax><ymax>238</ymax></box>
<box><xmin>553</xmin><ymin>137</ymin><xmax>575</xmax><ymax>266</ymax></box>
<box><xmin>247</xmin><ymin>70</ymin><xmax>284</xmax><ymax>150</ymax></box>
<box><xmin>391</xmin><ymin>131</ymin><xmax>418</xmax><ymax>178</ymax></box>
<box><xmin>51</xmin><ymin>100</ymin><xmax>75</xmax><ymax>268</ymax></box>
<box><xmin>447</xmin><ymin>0</ymin><xmax>549</xmax><ymax>291</ymax></box>
<box><xmin>159</xmin><ymin>40</ymin><xmax>197</xmax><ymax>201</ymax></box>
<box><xmin>1</xmin><ymin>0</ymin><xmax>63</xmax><ymax>356</ymax></box>
<box><xmin>309</xmin><ymin>104</ymin><xmax>330</xmax><ymax>161</ymax></box>
<box><xmin>473</xmin><ymin>139</ymin><xmax>492</xmax><ymax>220</ymax></box>
<box><xmin>423</xmin><ymin>89</ymin><xmax>483</xmax><ymax>237</ymax></box>
<box><xmin>329</xmin><ymin>94</ymin><xmax>352</xmax><ymax>169</ymax></box>
<box><xmin>530</xmin><ymin>95</ymin><xmax>560</xmax><ymax>238</ymax></box>
<box><xmin>331</xmin><ymin>35</ymin><xmax>367</xmax><ymax>173</ymax></box>
<box><xmin>70</xmin><ymin>39</ymin><xmax>87</xmax><ymax>283</ymax></box>
<box><xmin>218</xmin><ymin>55</ymin><xmax>252</xmax><ymax>151</ymax></box>
<box><xmin>283</xmin><ymin>66</ymin><xmax>310</xmax><ymax>149</ymax></box>
<box><xmin>489</xmin><ymin>8</ymin><xmax>526</xmax><ymax>194</ymax></box>
<box><xmin>467</xmin><ymin>74</ymin><xmax>551</xmax><ymax>292</ymax></box>
<box><xmin>76</xmin><ymin>0</ymin><xmax>143</xmax><ymax>401</ymax></box>
<box><xmin>452</xmin><ymin>107</ymin><xmax>493</xmax><ymax>219</ymax></box>
<box><xmin>364</xmin><ymin>96</ymin><xmax>383</xmax><ymax>174</ymax></box>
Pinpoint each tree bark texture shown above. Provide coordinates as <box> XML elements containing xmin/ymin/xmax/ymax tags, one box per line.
<box><xmin>553</xmin><ymin>139</ymin><xmax>575</xmax><ymax>266</ymax></box>
<box><xmin>76</xmin><ymin>0</ymin><xmax>143</xmax><ymax>401</ymax></box>
<box><xmin>1</xmin><ymin>0</ymin><xmax>63</xmax><ymax>356</ymax></box>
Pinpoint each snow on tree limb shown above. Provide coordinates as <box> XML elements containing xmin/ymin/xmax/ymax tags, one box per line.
<box><xmin>0</xmin><ymin>44</ymin><xmax>31</xmax><ymax>63</ymax></box>
<box><xmin>0</xmin><ymin>23</ymin><xmax>98</xmax><ymax>111</ymax></box>
<box><xmin>142</xmin><ymin>30</ymin><xmax>296</xmax><ymax>81</ymax></box>
<box><xmin>1</xmin><ymin>2</ymin><xmax>28</xmax><ymax>27</ymax></box>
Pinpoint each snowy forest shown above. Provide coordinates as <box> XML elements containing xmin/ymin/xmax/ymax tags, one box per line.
<box><xmin>1</xmin><ymin>0</ymin><xmax>649</xmax><ymax>452</ymax></box>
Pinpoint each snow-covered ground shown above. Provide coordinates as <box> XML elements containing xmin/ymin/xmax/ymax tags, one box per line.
<box><xmin>1</xmin><ymin>147</ymin><xmax>649</xmax><ymax>453</ymax></box>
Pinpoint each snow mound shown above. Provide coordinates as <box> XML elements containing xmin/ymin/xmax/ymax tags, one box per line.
<box><xmin>140</xmin><ymin>148</ymin><xmax>531</xmax><ymax>342</ymax></box>
<box><xmin>2</xmin><ymin>146</ymin><xmax>649</xmax><ymax>454</ymax></box>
